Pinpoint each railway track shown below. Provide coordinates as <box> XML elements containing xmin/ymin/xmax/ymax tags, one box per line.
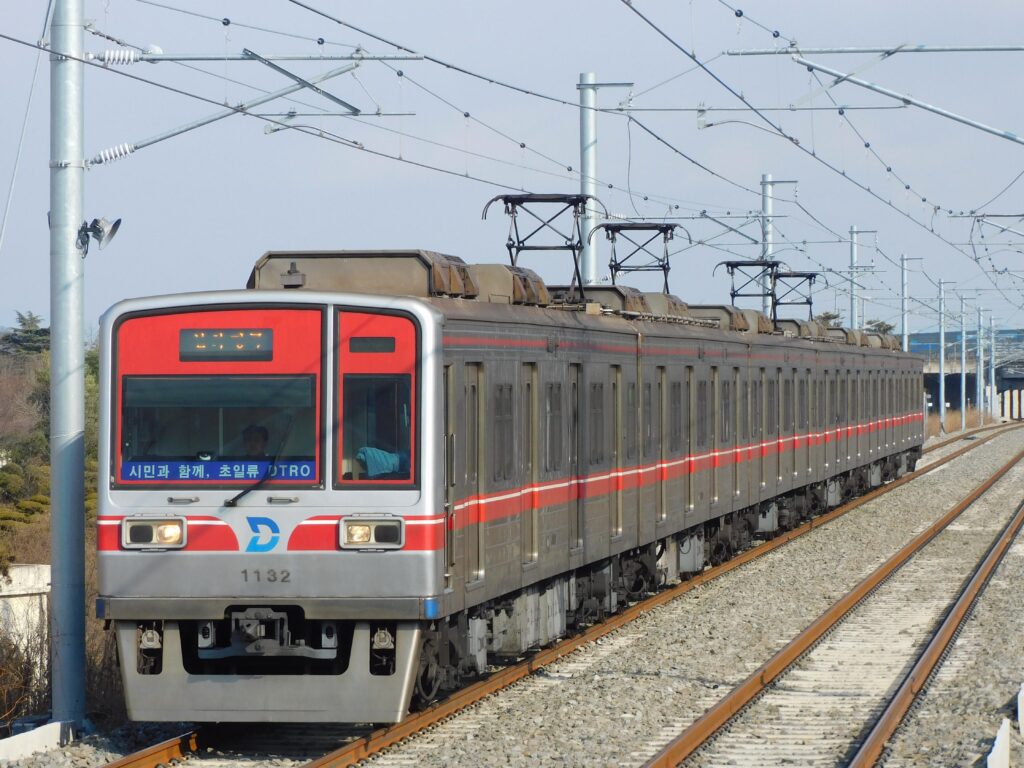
<box><xmin>98</xmin><ymin>424</ymin><xmax>1018</xmax><ymax>768</ymax></box>
<box><xmin>646</xmin><ymin>441</ymin><xmax>1024</xmax><ymax>767</ymax></box>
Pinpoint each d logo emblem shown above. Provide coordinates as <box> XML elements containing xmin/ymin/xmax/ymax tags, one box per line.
<box><xmin>245</xmin><ymin>517</ymin><xmax>281</xmax><ymax>552</ymax></box>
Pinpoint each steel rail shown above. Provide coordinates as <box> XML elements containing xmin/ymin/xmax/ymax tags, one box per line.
<box><xmin>926</xmin><ymin>421</ymin><xmax>1012</xmax><ymax>452</ymax></box>
<box><xmin>643</xmin><ymin>442</ymin><xmax>1024</xmax><ymax>768</ymax></box>
<box><xmin>100</xmin><ymin>427</ymin><xmax>1012</xmax><ymax>768</ymax></box>
<box><xmin>100</xmin><ymin>729</ymin><xmax>202</xmax><ymax>768</ymax></box>
<box><xmin>849</xmin><ymin>496</ymin><xmax>1024</xmax><ymax>765</ymax></box>
<box><xmin>304</xmin><ymin>431</ymin><xmax>1014</xmax><ymax>767</ymax></box>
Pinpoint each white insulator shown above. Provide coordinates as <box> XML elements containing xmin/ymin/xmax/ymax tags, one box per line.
<box><xmin>102</xmin><ymin>48</ymin><xmax>141</xmax><ymax>66</ymax></box>
<box><xmin>92</xmin><ymin>143</ymin><xmax>136</xmax><ymax>165</ymax></box>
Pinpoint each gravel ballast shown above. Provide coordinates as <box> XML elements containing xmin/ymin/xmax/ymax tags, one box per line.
<box><xmin>4</xmin><ymin>428</ymin><xmax>1022</xmax><ymax>768</ymax></box>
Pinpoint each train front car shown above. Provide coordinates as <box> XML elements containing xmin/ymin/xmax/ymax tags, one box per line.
<box><xmin>96</xmin><ymin>292</ymin><xmax>444</xmax><ymax>722</ymax></box>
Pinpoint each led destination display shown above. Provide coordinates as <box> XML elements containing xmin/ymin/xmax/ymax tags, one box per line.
<box><xmin>180</xmin><ymin>328</ymin><xmax>273</xmax><ymax>361</ymax></box>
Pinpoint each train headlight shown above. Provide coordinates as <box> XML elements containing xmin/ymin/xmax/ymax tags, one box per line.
<box><xmin>340</xmin><ymin>518</ymin><xmax>404</xmax><ymax>549</ymax></box>
<box><xmin>345</xmin><ymin>523</ymin><xmax>372</xmax><ymax>545</ymax></box>
<box><xmin>122</xmin><ymin>517</ymin><xmax>186</xmax><ymax>549</ymax></box>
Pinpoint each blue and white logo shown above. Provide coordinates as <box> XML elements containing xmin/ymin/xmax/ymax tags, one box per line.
<box><xmin>245</xmin><ymin>516</ymin><xmax>281</xmax><ymax>552</ymax></box>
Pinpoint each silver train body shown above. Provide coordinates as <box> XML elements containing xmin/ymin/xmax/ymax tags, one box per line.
<box><xmin>97</xmin><ymin>250</ymin><xmax>924</xmax><ymax>722</ymax></box>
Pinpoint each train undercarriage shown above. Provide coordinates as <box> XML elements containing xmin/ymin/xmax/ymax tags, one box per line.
<box><xmin>407</xmin><ymin>446</ymin><xmax>922</xmax><ymax>710</ymax></box>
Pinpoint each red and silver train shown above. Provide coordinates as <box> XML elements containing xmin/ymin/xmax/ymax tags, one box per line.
<box><xmin>97</xmin><ymin>249</ymin><xmax>924</xmax><ymax>722</ymax></box>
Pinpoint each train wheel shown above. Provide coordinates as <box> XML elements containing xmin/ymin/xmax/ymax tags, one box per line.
<box><xmin>412</xmin><ymin>637</ymin><xmax>442</xmax><ymax>709</ymax></box>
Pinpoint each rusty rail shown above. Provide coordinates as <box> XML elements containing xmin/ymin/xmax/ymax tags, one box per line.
<box><xmin>848</xmin><ymin>498</ymin><xmax>1024</xmax><ymax>765</ymax></box>
<box><xmin>101</xmin><ymin>427</ymin><xmax>1013</xmax><ymax>768</ymax></box>
<box><xmin>100</xmin><ymin>729</ymin><xmax>201</xmax><ymax>768</ymax></box>
<box><xmin>643</xmin><ymin>443</ymin><xmax>1024</xmax><ymax>768</ymax></box>
<box><xmin>305</xmin><ymin>431</ymin><xmax>1014</xmax><ymax>767</ymax></box>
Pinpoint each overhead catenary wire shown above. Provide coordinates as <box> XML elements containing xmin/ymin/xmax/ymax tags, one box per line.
<box><xmin>140</xmin><ymin>0</ymin><xmax>894</xmax><ymax>259</ymax></box>
<box><xmin>135</xmin><ymin>0</ymin><xmax>774</xmax><ymax>216</ymax></box>
<box><xmin>617</xmin><ymin>0</ymin><xmax>1024</xmax><ymax>315</ymax></box>
<box><xmin>714</xmin><ymin>2</ymin><xmax>1024</xmax><ymax>316</ymax></box>
<box><xmin>0</xmin><ymin>0</ymin><xmax>55</xmax><ymax>261</ymax></box>
<box><xmin>25</xmin><ymin>2</ymin><xmax>1023</xmax><ymax>322</ymax></box>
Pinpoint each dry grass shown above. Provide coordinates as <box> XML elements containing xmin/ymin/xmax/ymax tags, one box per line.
<box><xmin>0</xmin><ymin>511</ymin><xmax>125</xmax><ymax>728</ymax></box>
<box><xmin>925</xmin><ymin>408</ymin><xmax>993</xmax><ymax>438</ymax></box>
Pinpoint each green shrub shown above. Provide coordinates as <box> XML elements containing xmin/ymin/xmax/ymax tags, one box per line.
<box><xmin>14</xmin><ymin>499</ymin><xmax>47</xmax><ymax>516</ymax></box>
<box><xmin>0</xmin><ymin>472</ymin><xmax>25</xmax><ymax>500</ymax></box>
<box><xmin>0</xmin><ymin>512</ymin><xmax>31</xmax><ymax>525</ymax></box>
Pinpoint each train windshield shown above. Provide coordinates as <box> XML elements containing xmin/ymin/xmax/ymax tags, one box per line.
<box><xmin>118</xmin><ymin>374</ymin><xmax>318</xmax><ymax>485</ymax></box>
<box><xmin>340</xmin><ymin>374</ymin><xmax>412</xmax><ymax>481</ymax></box>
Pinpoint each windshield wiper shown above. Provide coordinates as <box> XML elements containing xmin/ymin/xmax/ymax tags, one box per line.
<box><xmin>224</xmin><ymin>416</ymin><xmax>296</xmax><ymax>508</ymax></box>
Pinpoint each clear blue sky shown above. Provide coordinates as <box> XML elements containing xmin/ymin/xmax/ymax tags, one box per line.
<box><xmin>2</xmin><ymin>0</ymin><xmax>1023</xmax><ymax>335</ymax></box>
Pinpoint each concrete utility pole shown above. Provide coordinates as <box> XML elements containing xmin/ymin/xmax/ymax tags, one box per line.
<box><xmin>49</xmin><ymin>0</ymin><xmax>87</xmax><ymax>726</ymax></box>
<box><xmin>758</xmin><ymin>175</ymin><xmax>797</xmax><ymax>316</ymax></box>
<box><xmin>960</xmin><ymin>296</ymin><xmax>967</xmax><ymax>432</ymax></box>
<box><xmin>938</xmin><ymin>281</ymin><xmax>947</xmax><ymax>433</ymax></box>
<box><xmin>898</xmin><ymin>255</ymin><xmax>922</xmax><ymax>352</ymax></box>
<box><xmin>761</xmin><ymin>174</ymin><xmax>774</xmax><ymax>315</ymax></box>
<box><xmin>990</xmin><ymin>315</ymin><xmax>997</xmax><ymax>418</ymax></box>
<box><xmin>849</xmin><ymin>226</ymin><xmax>859</xmax><ymax>328</ymax></box>
<box><xmin>900</xmin><ymin>254</ymin><xmax>909</xmax><ymax>351</ymax></box>
<box><xmin>578</xmin><ymin>74</ymin><xmax>632</xmax><ymax>285</ymax></box>
<box><xmin>977</xmin><ymin>307</ymin><xmax>985</xmax><ymax>426</ymax></box>
<box><xmin>579</xmin><ymin>72</ymin><xmax>599</xmax><ymax>285</ymax></box>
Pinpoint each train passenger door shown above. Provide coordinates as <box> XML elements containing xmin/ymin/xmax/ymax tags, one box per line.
<box><xmin>656</xmin><ymin>367</ymin><xmax>666</xmax><ymax>525</ymax></box>
<box><xmin>612</xmin><ymin>366</ymin><xmax>623</xmax><ymax>539</ymax></box>
<box><xmin>799</xmin><ymin>370</ymin><xmax>809</xmax><ymax>481</ymax></box>
<box><xmin>521</xmin><ymin>363</ymin><xmax>538</xmax><ymax>565</ymax></box>
<box><xmin>464</xmin><ymin>363</ymin><xmax>483</xmax><ymax>583</ymax></box>
<box><xmin>444</xmin><ymin>366</ymin><xmax>455</xmax><ymax>589</ymax></box>
<box><xmin>830</xmin><ymin>373</ymin><xmax>840</xmax><ymax>470</ymax></box>
<box><xmin>711</xmin><ymin>366</ymin><xmax>719</xmax><ymax>505</ymax></box>
<box><xmin>568</xmin><ymin>365</ymin><xmax>582</xmax><ymax>554</ymax></box>
<box><xmin>851</xmin><ymin>372</ymin><xmax>860</xmax><ymax>461</ymax></box>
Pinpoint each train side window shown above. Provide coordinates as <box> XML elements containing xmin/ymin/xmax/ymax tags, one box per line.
<box><xmin>783</xmin><ymin>375</ymin><xmax>793</xmax><ymax>433</ymax></box>
<box><xmin>766</xmin><ymin>377</ymin><xmax>777</xmax><ymax>435</ymax></box>
<box><xmin>752</xmin><ymin>374</ymin><xmax>762</xmax><ymax>440</ymax></box>
<box><xmin>544</xmin><ymin>382</ymin><xmax>562</xmax><ymax>472</ymax></box>
<box><xmin>817</xmin><ymin>380</ymin><xmax>825</xmax><ymax>429</ymax></box>
<box><xmin>492</xmin><ymin>384</ymin><xmax>513</xmax><ymax>482</ymax></box>
<box><xmin>643</xmin><ymin>381</ymin><xmax>654</xmax><ymax>458</ymax></box>
<box><xmin>589</xmin><ymin>382</ymin><xmax>604</xmax><ymax>465</ymax></box>
<box><xmin>798</xmin><ymin>373</ymin><xmax>808</xmax><ymax>430</ymax></box>
<box><xmin>626</xmin><ymin>382</ymin><xmax>638</xmax><ymax>460</ymax></box>
<box><xmin>465</xmin><ymin>367</ymin><xmax>480</xmax><ymax>485</ymax></box>
<box><xmin>740</xmin><ymin>375</ymin><xmax>749</xmax><ymax>441</ymax></box>
<box><xmin>697</xmin><ymin>379</ymin><xmax>708</xmax><ymax>448</ymax></box>
<box><xmin>840</xmin><ymin>377</ymin><xmax>848</xmax><ymax>423</ymax></box>
<box><xmin>670</xmin><ymin>381</ymin><xmax>683</xmax><ymax>452</ymax></box>
<box><xmin>829</xmin><ymin>377</ymin><xmax>837</xmax><ymax>425</ymax></box>
<box><xmin>851</xmin><ymin>375</ymin><xmax>859</xmax><ymax>424</ymax></box>
<box><xmin>720</xmin><ymin>377</ymin><xmax>732</xmax><ymax>443</ymax></box>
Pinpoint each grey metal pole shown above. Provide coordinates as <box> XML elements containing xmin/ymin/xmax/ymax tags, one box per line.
<box><xmin>579</xmin><ymin>72</ymin><xmax>598</xmax><ymax>286</ymax></box>
<box><xmin>900</xmin><ymin>254</ymin><xmax>908</xmax><ymax>351</ymax></box>
<box><xmin>960</xmin><ymin>296</ymin><xmax>967</xmax><ymax>432</ymax></box>
<box><xmin>849</xmin><ymin>226</ymin><xmax>858</xmax><ymax>327</ymax></box>
<box><xmin>761</xmin><ymin>173</ymin><xmax>773</xmax><ymax>315</ymax></box>
<box><xmin>938</xmin><ymin>281</ymin><xmax>946</xmax><ymax>434</ymax></box>
<box><xmin>49</xmin><ymin>0</ymin><xmax>86</xmax><ymax>727</ymax></box>
<box><xmin>977</xmin><ymin>307</ymin><xmax>985</xmax><ymax>426</ymax></box>
<box><xmin>990</xmin><ymin>315</ymin><xmax>997</xmax><ymax>418</ymax></box>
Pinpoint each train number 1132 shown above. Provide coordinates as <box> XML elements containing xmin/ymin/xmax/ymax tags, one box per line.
<box><xmin>241</xmin><ymin>568</ymin><xmax>291</xmax><ymax>583</ymax></box>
